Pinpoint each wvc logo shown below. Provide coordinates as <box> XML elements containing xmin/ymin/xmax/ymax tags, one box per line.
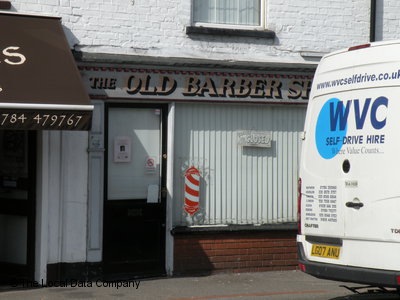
<box><xmin>315</xmin><ymin>96</ymin><xmax>388</xmax><ymax>159</ymax></box>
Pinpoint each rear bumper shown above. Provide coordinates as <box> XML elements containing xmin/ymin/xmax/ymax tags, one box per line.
<box><xmin>297</xmin><ymin>242</ymin><xmax>400</xmax><ymax>288</ymax></box>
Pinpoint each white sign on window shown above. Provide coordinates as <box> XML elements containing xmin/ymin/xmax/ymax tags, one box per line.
<box><xmin>145</xmin><ymin>156</ymin><xmax>157</xmax><ymax>173</ymax></box>
<box><xmin>113</xmin><ymin>136</ymin><xmax>131</xmax><ymax>162</ymax></box>
<box><xmin>147</xmin><ymin>184</ymin><xmax>159</xmax><ymax>203</ymax></box>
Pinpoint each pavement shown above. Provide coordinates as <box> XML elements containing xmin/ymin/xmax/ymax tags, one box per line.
<box><xmin>1</xmin><ymin>270</ymin><xmax>400</xmax><ymax>300</ymax></box>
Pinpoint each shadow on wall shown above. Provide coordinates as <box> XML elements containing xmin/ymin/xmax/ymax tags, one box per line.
<box><xmin>186</xmin><ymin>29</ymin><xmax>278</xmax><ymax>47</ymax></box>
<box><xmin>62</xmin><ymin>26</ymin><xmax>81</xmax><ymax>49</ymax></box>
<box><xmin>1</xmin><ymin>2</ymin><xmax>14</xmax><ymax>12</ymax></box>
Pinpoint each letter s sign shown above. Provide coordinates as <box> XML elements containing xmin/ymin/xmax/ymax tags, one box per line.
<box><xmin>3</xmin><ymin>46</ymin><xmax>26</xmax><ymax>65</ymax></box>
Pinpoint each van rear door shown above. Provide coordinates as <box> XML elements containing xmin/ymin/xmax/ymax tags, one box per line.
<box><xmin>301</xmin><ymin>93</ymin><xmax>347</xmax><ymax>239</ymax></box>
<box><xmin>304</xmin><ymin>88</ymin><xmax>400</xmax><ymax>242</ymax></box>
<box><xmin>338</xmin><ymin>87</ymin><xmax>400</xmax><ymax>242</ymax></box>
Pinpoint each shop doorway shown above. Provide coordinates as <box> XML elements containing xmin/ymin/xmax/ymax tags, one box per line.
<box><xmin>0</xmin><ymin>131</ymin><xmax>36</xmax><ymax>284</ymax></box>
<box><xmin>103</xmin><ymin>104</ymin><xmax>167</xmax><ymax>278</ymax></box>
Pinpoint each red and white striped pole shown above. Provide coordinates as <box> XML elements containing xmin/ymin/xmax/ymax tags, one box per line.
<box><xmin>184</xmin><ymin>166</ymin><xmax>200</xmax><ymax>216</ymax></box>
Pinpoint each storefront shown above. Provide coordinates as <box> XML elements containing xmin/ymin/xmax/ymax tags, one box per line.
<box><xmin>0</xmin><ymin>13</ymin><xmax>92</xmax><ymax>283</ymax></box>
<box><xmin>80</xmin><ymin>64</ymin><xmax>313</xmax><ymax>277</ymax></box>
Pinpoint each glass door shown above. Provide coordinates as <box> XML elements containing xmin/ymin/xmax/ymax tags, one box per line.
<box><xmin>103</xmin><ymin>104</ymin><xmax>167</xmax><ymax>277</ymax></box>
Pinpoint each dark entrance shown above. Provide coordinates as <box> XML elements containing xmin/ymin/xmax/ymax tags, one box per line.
<box><xmin>0</xmin><ymin>131</ymin><xmax>36</xmax><ymax>284</ymax></box>
<box><xmin>103</xmin><ymin>104</ymin><xmax>167</xmax><ymax>278</ymax></box>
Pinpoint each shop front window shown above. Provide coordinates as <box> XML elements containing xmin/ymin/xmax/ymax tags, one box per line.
<box><xmin>173</xmin><ymin>103</ymin><xmax>305</xmax><ymax>226</ymax></box>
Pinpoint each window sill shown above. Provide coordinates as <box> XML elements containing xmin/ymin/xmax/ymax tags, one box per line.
<box><xmin>186</xmin><ymin>26</ymin><xmax>275</xmax><ymax>39</ymax></box>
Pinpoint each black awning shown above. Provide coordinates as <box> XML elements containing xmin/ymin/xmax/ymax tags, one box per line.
<box><xmin>0</xmin><ymin>13</ymin><xmax>93</xmax><ymax>130</ymax></box>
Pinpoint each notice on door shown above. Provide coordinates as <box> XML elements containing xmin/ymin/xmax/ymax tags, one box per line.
<box><xmin>147</xmin><ymin>184</ymin><xmax>159</xmax><ymax>203</ymax></box>
<box><xmin>145</xmin><ymin>156</ymin><xmax>157</xmax><ymax>173</ymax></box>
<box><xmin>113</xmin><ymin>136</ymin><xmax>131</xmax><ymax>163</ymax></box>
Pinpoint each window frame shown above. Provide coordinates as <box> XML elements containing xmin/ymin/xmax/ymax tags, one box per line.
<box><xmin>191</xmin><ymin>0</ymin><xmax>266</xmax><ymax>30</ymax></box>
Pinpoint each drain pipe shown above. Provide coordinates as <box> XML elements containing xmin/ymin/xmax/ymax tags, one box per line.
<box><xmin>370</xmin><ymin>0</ymin><xmax>376</xmax><ymax>42</ymax></box>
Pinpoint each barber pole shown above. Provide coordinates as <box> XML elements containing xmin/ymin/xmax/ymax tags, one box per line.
<box><xmin>184</xmin><ymin>166</ymin><xmax>200</xmax><ymax>216</ymax></box>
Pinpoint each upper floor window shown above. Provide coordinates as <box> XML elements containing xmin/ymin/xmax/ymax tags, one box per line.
<box><xmin>193</xmin><ymin>0</ymin><xmax>263</xmax><ymax>28</ymax></box>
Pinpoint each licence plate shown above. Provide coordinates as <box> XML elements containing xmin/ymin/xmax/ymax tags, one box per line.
<box><xmin>311</xmin><ymin>244</ymin><xmax>341</xmax><ymax>259</ymax></box>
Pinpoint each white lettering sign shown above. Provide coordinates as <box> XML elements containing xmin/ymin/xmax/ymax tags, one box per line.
<box><xmin>0</xmin><ymin>46</ymin><xmax>27</xmax><ymax>93</ymax></box>
<box><xmin>238</xmin><ymin>131</ymin><xmax>272</xmax><ymax>148</ymax></box>
<box><xmin>2</xmin><ymin>46</ymin><xmax>26</xmax><ymax>65</ymax></box>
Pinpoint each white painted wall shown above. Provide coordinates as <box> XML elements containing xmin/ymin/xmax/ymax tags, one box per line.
<box><xmin>7</xmin><ymin>0</ymin><xmax>377</xmax><ymax>65</ymax></box>
<box><xmin>87</xmin><ymin>101</ymin><xmax>104</xmax><ymax>263</ymax></box>
<box><xmin>38</xmin><ymin>131</ymin><xmax>89</xmax><ymax>268</ymax></box>
<box><xmin>375</xmin><ymin>0</ymin><xmax>400</xmax><ymax>42</ymax></box>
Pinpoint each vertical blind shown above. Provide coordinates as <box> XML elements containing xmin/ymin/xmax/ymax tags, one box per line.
<box><xmin>173</xmin><ymin>103</ymin><xmax>306</xmax><ymax>226</ymax></box>
<box><xmin>193</xmin><ymin>0</ymin><xmax>261</xmax><ymax>26</ymax></box>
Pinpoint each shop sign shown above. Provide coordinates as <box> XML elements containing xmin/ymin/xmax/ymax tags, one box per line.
<box><xmin>238</xmin><ymin>131</ymin><xmax>272</xmax><ymax>148</ymax></box>
<box><xmin>81</xmin><ymin>67</ymin><xmax>313</xmax><ymax>104</ymax></box>
<box><xmin>0</xmin><ymin>14</ymin><xmax>93</xmax><ymax>131</ymax></box>
<box><xmin>0</xmin><ymin>109</ymin><xmax>92</xmax><ymax>130</ymax></box>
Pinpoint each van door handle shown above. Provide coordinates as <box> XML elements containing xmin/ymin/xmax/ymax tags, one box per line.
<box><xmin>345</xmin><ymin>201</ymin><xmax>364</xmax><ymax>209</ymax></box>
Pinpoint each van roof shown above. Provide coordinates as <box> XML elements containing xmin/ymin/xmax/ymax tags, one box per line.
<box><xmin>312</xmin><ymin>40</ymin><xmax>400</xmax><ymax>98</ymax></box>
<box><xmin>323</xmin><ymin>40</ymin><xmax>400</xmax><ymax>58</ymax></box>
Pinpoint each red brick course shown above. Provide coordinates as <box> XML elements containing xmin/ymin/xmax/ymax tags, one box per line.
<box><xmin>173</xmin><ymin>230</ymin><xmax>298</xmax><ymax>275</ymax></box>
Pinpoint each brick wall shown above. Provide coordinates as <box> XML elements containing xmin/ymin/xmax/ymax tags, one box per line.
<box><xmin>173</xmin><ymin>230</ymin><xmax>298</xmax><ymax>275</ymax></box>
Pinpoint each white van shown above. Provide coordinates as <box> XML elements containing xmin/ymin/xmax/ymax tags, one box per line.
<box><xmin>297</xmin><ymin>40</ymin><xmax>400</xmax><ymax>288</ymax></box>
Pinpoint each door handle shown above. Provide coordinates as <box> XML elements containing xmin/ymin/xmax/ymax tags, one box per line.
<box><xmin>161</xmin><ymin>187</ymin><xmax>167</xmax><ymax>198</ymax></box>
<box><xmin>345</xmin><ymin>201</ymin><xmax>364</xmax><ymax>209</ymax></box>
